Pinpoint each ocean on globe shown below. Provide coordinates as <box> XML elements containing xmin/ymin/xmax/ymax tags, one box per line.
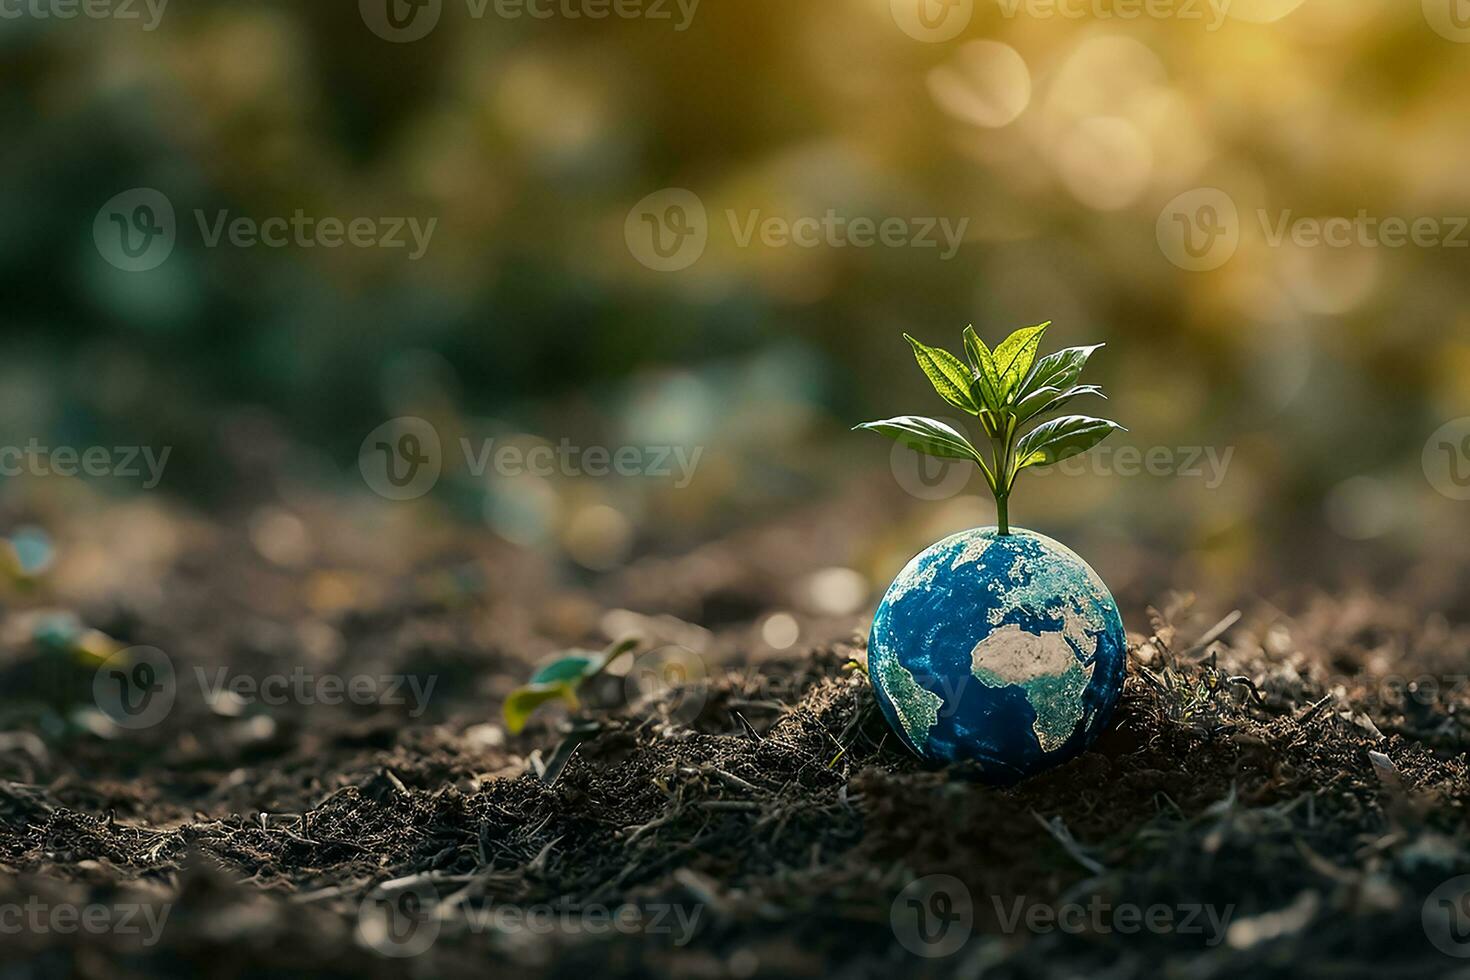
<box><xmin>868</xmin><ymin>527</ymin><xmax>1126</xmax><ymax>781</ymax></box>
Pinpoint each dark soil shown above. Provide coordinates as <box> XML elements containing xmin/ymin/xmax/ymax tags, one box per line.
<box><xmin>1</xmin><ymin>491</ymin><xmax>1468</xmax><ymax>978</ymax></box>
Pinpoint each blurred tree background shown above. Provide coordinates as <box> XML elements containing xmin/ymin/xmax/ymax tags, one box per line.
<box><xmin>1</xmin><ymin>0</ymin><xmax>1467</xmax><ymax>605</ymax></box>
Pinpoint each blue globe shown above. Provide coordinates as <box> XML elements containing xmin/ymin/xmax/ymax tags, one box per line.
<box><xmin>868</xmin><ymin>526</ymin><xmax>1126</xmax><ymax>781</ymax></box>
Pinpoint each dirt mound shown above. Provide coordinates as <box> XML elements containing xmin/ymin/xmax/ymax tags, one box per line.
<box><xmin>1</xmin><ymin>499</ymin><xmax>1468</xmax><ymax>977</ymax></box>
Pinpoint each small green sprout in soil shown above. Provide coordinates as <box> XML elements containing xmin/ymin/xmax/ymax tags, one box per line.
<box><xmin>503</xmin><ymin>637</ymin><xmax>639</xmax><ymax>734</ymax></box>
<box><xmin>856</xmin><ymin>321</ymin><xmax>1125</xmax><ymax>534</ymax></box>
<box><xmin>2</xmin><ymin>525</ymin><xmax>54</xmax><ymax>584</ymax></box>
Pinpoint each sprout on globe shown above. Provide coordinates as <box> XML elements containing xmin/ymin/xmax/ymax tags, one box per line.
<box><xmin>855</xmin><ymin>322</ymin><xmax>1128</xmax><ymax>782</ymax></box>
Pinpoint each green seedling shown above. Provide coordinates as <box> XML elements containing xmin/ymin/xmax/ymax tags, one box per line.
<box><xmin>2</xmin><ymin>526</ymin><xmax>55</xmax><ymax>588</ymax></box>
<box><xmin>503</xmin><ymin>637</ymin><xmax>639</xmax><ymax>734</ymax></box>
<box><xmin>856</xmin><ymin>321</ymin><xmax>1125</xmax><ymax>535</ymax></box>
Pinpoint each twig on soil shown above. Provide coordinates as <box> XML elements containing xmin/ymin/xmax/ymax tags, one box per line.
<box><xmin>373</xmin><ymin>870</ymin><xmax>459</xmax><ymax>895</ymax></box>
<box><xmin>622</xmin><ymin>811</ymin><xmax>675</xmax><ymax>845</ymax></box>
<box><xmin>1367</xmin><ymin>750</ymin><xmax>1404</xmax><ymax>797</ymax></box>
<box><xmin>1186</xmin><ymin>609</ymin><xmax>1242</xmax><ymax>659</ymax></box>
<box><xmin>588</xmin><ymin>828</ymin><xmax>718</xmax><ymax>903</ymax></box>
<box><xmin>1296</xmin><ymin>694</ymin><xmax>1334</xmax><ymax>725</ymax></box>
<box><xmin>698</xmin><ymin>801</ymin><xmax>760</xmax><ymax>812</ymax></box>
<box><xmin>677</xmin><ymin>765</ymin><xmax>760</xmax><ymax>796</ymax></box>
<box><xmin>712</xmin><ymin>767</ymin><xmax>759</xmax><ymax>793</ymax></box>
<box><xmin>526</xmin><ymin>836</ymin><xmax>560</xmax><ymax>873</ymax></box>
<box><xmin>1031</xmin><ymin>811</ymin><xmax>1107</xmax><ymax>876</ymax></box>
<box><xmin>290</xmin><ymin>882</ymin><xmax>373</xmax><ymax>904</ymax></box>
<box><xmin>827</xmin><ymin>697</ymin><xmax>873</xmax><ymax>770</ymax></box>
<box><xmin>727</xmin><ymin>700</ymin><xmax>787</xmax><ymax>714</ymax></box>
<box><xmin>439</xmin><ymin>858</ymin><xmax>530</xmax><ymax>910</ymax></box>
<box><xmin>531</xmin><ymin>728</ymin><xmax>597</xmax><ymax>785</ymax></box>
<box><xmin>671</xmin><ymin>868</ymin><xmax>725</xmax><ymax>914</ymax></box>
<box><xmin>1225</xmin><ymin>675</ymin><xmax>1268</xmax><ymax>707</ymax></box>
<box><xmin>730</xmin><ymin>710</ymin><xmax>763</xmax><ymax>741</ymax></box>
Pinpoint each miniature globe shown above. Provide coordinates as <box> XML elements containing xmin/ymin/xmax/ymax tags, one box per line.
<box><xmin>868</xmin><ymin>527</ymin><xmax>1126</xmax><ymax>781</ymax></box>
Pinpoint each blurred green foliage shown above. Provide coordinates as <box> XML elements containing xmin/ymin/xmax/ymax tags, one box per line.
<box><xmin>1</xmin><ymin>0</ymin><xmax>1467</xmax><ymax>587</ymax></box>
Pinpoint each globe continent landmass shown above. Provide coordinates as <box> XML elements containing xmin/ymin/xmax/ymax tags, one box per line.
<box><xmin>868</xmin><ymin>527</ymin><xmax>1126</xmax><ymax>780</ymax></box>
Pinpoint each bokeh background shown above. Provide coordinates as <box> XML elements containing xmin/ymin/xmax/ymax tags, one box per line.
<box><xmin>2</xmin><ymin>0</ymin><xmax>1469</xmax><ymax>614</ymax></box>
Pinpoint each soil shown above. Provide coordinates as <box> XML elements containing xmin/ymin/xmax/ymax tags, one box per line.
<box><xmin>1</xmin><ymin>489</ymin><xmax>1467</xmax><ymax>978</ymax></box>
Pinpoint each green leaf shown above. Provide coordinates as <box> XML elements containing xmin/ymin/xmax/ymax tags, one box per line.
<box><xmin>1014</xmin><ymin>384</ymin><xmax>1105</xmax><ymax>423</ymax></box>
<box><xmin>1012</xmin><ymin>385</ymin><xmax>1063</xmax><ymax>424</ymax></box>
<box><xmin>992</xmin><ymin>322</ymin><xmax>1050</xmax><ymax>402</ymax></box>
<box><xmin>511</xmin><ymin>638</ymin><xmax>640</xmax><ymax>734</ymax></box>
<box><xmin>903</xmin><ymin>334</ymin><xmax>979</xmax><ymax>415</ymax></box>
<box><xmin>504</xmin><ymin>682</ymin><xmax>578</xmax><ymax>735</ymax></box>
<box><xmin>528</xmin><ymin>638</ymin><xmax>637</xmax><ymax>686</ymax></box>
<box><xmin>963</xmin><ymin>326</ymin><xmax>1004</xmax><ymax>412</ymax></box>
<box><xmin>854</xmin><ymin>416</ymin><xmax>984</xmax><ymax>463</ymax></box>
<box><xmin>593</xmin><ymin>637</ymin><xmax>639</xmax><ymax>675</ymax></box>
<box><xmin>530</xmin><ymin>654</ymin><xmax>597</xmax><ymax>685</ymax></box>
<box><xmin>1014</xmin><ymin>415</ymin><xmax>1125</xmax><ymax>474</ymax></box>
<box><xmin>1017</xmin><ymin>344</ymin><xmax>1104</xmax><ymax>401</ymax></box>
